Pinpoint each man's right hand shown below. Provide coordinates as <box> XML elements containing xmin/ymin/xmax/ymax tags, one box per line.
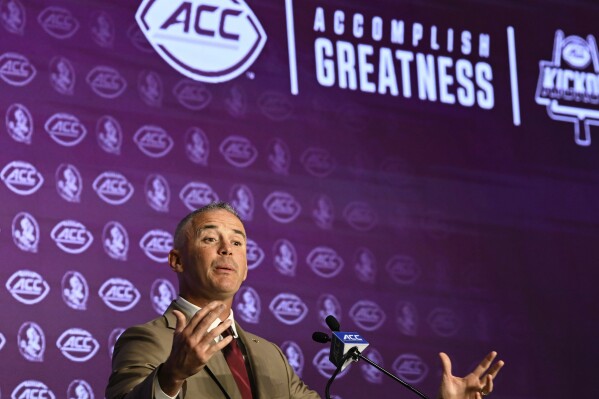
<box><xmin>157</xmin><ymin>301</ymin><xmax>233</xmax><ymax>396</ymax></box>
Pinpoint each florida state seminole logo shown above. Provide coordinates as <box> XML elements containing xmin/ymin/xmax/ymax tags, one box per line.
<box><xmin>136</xmin><ymin>0</ymin><xmax>267</xmax><ymax>83</ymax></box>
<box><xmin>535</xmin><ymin>30</ymin><xmax>599</xmax><ymax>146</ymax></box>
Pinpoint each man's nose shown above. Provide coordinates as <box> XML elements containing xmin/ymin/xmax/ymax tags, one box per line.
<box><xmin>219</xmin><ymin>242</ymin><xmax>232</xmax><ymax>255</ymax></box>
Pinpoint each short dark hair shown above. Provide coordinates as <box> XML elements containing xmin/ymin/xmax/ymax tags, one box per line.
<box><xmin>173</xmin><ymin>201</ymin><xmax>242</xmax><ymax>248</ymax></box>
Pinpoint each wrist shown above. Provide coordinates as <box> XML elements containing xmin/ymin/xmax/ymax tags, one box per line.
<box><xmin>157</xmin><ymin>363</ymin><xmax>185</xmax><ymax>397</ymax></box>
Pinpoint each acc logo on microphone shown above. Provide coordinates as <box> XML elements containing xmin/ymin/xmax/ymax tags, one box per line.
<box><xmin>306</xmin><ymin>247</ymin><xmax>344</xmax><ymax>278</ymax></box>
<box><xmin>139</xmin><ymin>229</ymin><xmax>173</xmax><ymax>262</ymax></box>
<box><xmin>246</xmin><ymin>239</ymin><xmax>264</xmax><ymax>270</ymax></box>
<box><xmin>56</xmin><ymin>328</ymin><xmax>100</xmax><ymax>362</ymax></box>
<box><xmin>235</xmin><ymin>286</ymin><xmax>261</xmax><ymax>324</ymax></box>
<box><xmin>343</xmin><ymin>201</ymin><xmax>378</xmax><ymax>232</ymax></box>
<box><xmin>0</xmin><ymin>52</ymin><xmax>36</xmax><ymax>86</ymax></box>
<box><xmin>263</xmin><ymin>191</ymin><xmax>301</xmax><ymax>223</ymax></box>
<box><xmin>1</xmin><ymin>160</ymin><xmax>44</xmax><ymax>195</ymax></box>
<box><xmin>272</xmin><ymin>239</ymin><xmax>297</xmax><ymax>277</ymax></box>
<box><xmin>86</xmin><ymin>65</ymin><xmax>127</xmax><ymax>99</ymax></box>
<box><xmin>174</xmin><ymin>79</ymin><xmax>212</xmax><ymax>110</ymax></box>
<box><xmin>151</xmin><ymin>278</ymin><xmax>177</xmax><ymax>314</ymax></box>
<box><xmin>386</xmin><ymin>255</ymin><xmax>421</xmax><ymax>285</ymax></box>
<box><xmin>134</xmin><ymin>125</ymin><xmax>174</xmax><ymax>158</ymax></box>
<box><xmin>17</xmin><ymin>322</ymin><xmax>46</xmax><ymax>362</ymax></box>
<box><xmin>96</xmin><ymin>115</ymin><xmax>123</xmax><ymax>155</ymax></box>
<box><xmin>11</xmin><ymin>380</ymin><xmax>55</xmax><ymax>399</ymax></box>
<box><xmin>392</xmin><ymin>354</ymin><xmax>428</xmax><ymax>384</ymax></box>
<box><xmin>6</xmin><ymin>103</ymin><xmax>33</xmax><ymax>144</ymax></box>
<box><xmin>281</xmin><ymin>341</ymin><xmax>304</xmax><ymax>377</ymax></box>
<box><xmin>92</xmin><ymin>171</ymin><xmax>134</xmax><ymax>205</ymax></box>
<box><xmin>145</xmin><ymin>174</ymin><xmax>170</xmax><ymax>212</ymax></box>
<box><xmin>135</xmin><ymin>0</ymin><xmax>267</xmax><ymax>83</ymax></box>
<box><xmin>349</xmin><ymin>300</ymin><xmax>386</xmax><ymax>331</ymax></box>
<box><xmin>67</xmin><ymin>380</ymin><xmax>94</xmax><ymax>399</ymax></box>
<box><xmin>12</xmin><ymin>212</ymin><xmax>40</xmax><ymax>253</ymax></box>
<box><xmin>6</xmin><ymin>270</ymin><xmax>50</xmax><ymax>305</ymax></box>
<box><xmin>427</xmin><ymin>307</ymin><xmax>461</xmax><ymax>337</ymax></box>
<box><xmin>103</xmin><ymin>221</ymin><xmax>129</xmax><ymax>261</ymax></box>
<box><xmin>61</xmin><ymin>271</ymin><xmax>89</xmax><ymax>311</ymax></box>
<box><xmin>1</xmin><ymin>0</ymin><xmax>26</xmax><ymax>35</ymax></box>
<box><xmin>219</xmin><ymin>135</ymin><xmax>258</xmax><ymax>168</ymax></box>
<box><xmin>179</xmin><ymin>181</ymin><xmax>219</xmax><ymax>211</ymax></box>
<box><xmin>269</xmin><ymin>293</ymin><xmax>308</xmax><ymax>325</ymax></box>
<box><xmin>99</xmin><ymin>278</ymin><xmax>141</xmax><ymax>312</ymax></box>
<box><xmin>300</xmin><ymin>147</ymin><xmax>336</xmax><ymax>178</ymax></box>
<box><xmin>312</xmin><ymin>348</ymin><xmax>351</xmax><ymax>379</ymax></box>
<box><xmin>37</xmin><ymin>6</ymin><xmax>79</xmax><ymax>39</ymax></box>
<box><xmin>44</xmin><ymin>112</ymin><xmax>87</xmax><ymax>147</ymax></box>
<box><xmin>50</xmin><ymin>220</ymin><xmax>94</xmax><ymax>254</ymax></box>
<box><xmin>55</xmin><ymin>163</ymin><xmax>82</xmax><ymax>203</ymax></box>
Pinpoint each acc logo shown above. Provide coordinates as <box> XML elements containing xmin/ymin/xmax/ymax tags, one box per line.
<box><xmin>99</xmin><ymin>278</ymin><xmax>141</xmax><ymax>311</ymax></box>
<box><xmin>6</xmin><ymin>103</ymin><xmax>33</xmax><ymax>144</ymax></box>
<box><xmin>306</xmin><ymin>246</ymin><xmax>344</xmax><ymax>278</ymax></box>
<box><xmin>235</xmin><ymin>286</ymin><xmax>261</xmax><ymax>324</ymax></box>
<box><xmin>267</xmin><ymin>138</ymin><xmax>290</xmax><ymax>175</ymax></box>
<box><xmin>179</xmin><ymin>181</ymin><xmax>219</xmax><ymax>211</ymax></box>
<box><xmin>17</xmin><ymin>322</ymin><xmax>45</xmax><ymax>362</ymax></box>
<box><xmin>61</xmin><ymin>271</ymin><xmax>89</xmax><ymax>311</ymax></box>
<box><xmin>1</xmin><ymin>0</ymin><xmax>26</xmax><ymax>35</ymax></box>
<box><xmin>56</xmin><ymin>328</ymin><xmax>100</xmax><ymax>362</ymax></box>
<box><xmin>44</xmin><ymin>112</ymin><xmax>87</xmax><ymax>146</ymax></box>
<box><xmin>427</xmin><ymin>308</ymin><xmax>461</xmax><ymax>337</ymax></box>
<box><xmin>138</xmin><ymin>70</ymin><xmax>163</xmax><ymax>107</ymax></box>
<box><xmin>67</xmin><ymin>380</ymin><xmax>94</xmax><ymax>399</ymax></box>
<box><xmin>1</xmin><ymin>160</ymin><xmax>44</xmax><ymax>195</ymax></box>
<box><xmin>219</xmin><ymin>135</ymin><xmax>258</xmax><ymax>168</ymax></box>
<box><xmin>151</xmin><ymin>278</ymin><xmax>176</xmax><ymax>314</ymax></box>
<box><xmin>317</xmin><ymin>294</ymin><xmax>341</xmax><ymax>329</ymax></box>
<box><xmin>12</xmin><ymin>212</ymin><xmax>40</xmax><ymax>253</ymax></box>
<box><xmin>349</xmin><ymin>300</ymin><xmax>386</xmax><ymax>331</ymax></box>
<box><xmin>50</xmin><ymin>219</ymin><xmax>94</xmax><ymax>254</ymax></box>
<box><xmin>536</xmin><ymin>30</ymin><xmax>599</xmax><ymax>146</ymax></box>
<box><xmin>49</xmin><ymin>56</ymin><xmax>75</xmax><ymax>95</ymax></box>
<box><xmin>146</xmin><ymin>174</ymin><xmax>170</xmax><ymax>212</ymax></box>
<box><xmin>91</xmin><ymin>11</ymin><xmax>115</xmax><ymax>48</ymax></box>
<box><xmin>354</xmin><ymin>247</ymin><xmax>377</xmax><ymax>284</ymax></box>
<box><xmin>269</xmin><ymin>293</ymin><xmax>308</xmax><ymax>325</ymax></box>
<box><xmin>135</xmin><ymin>0</ymin><xmax>267</xmax><ymax>83</ymax></box>
<box><xmin>174</xmin><ymin>79</ymin><xmax>212</xmax><ymax>110</ymax></box>
<box><xmin>392</xmin><ymin>354</ymin><xmax>428</xmax><ymax>384</ymax></box>
<box><xmin>396</xmin><ymin>301</ymin><xmax>418</xmax><ymax>336</ymax></box>
<box><xmin>92</xmin><ymin>171</ymin><xmax>134</xmax><ymax>205</ymax></box>
<box><xmin>386</xmin><ymin>255</ymin><xmax>421</xmax><ymax>285</ymax></box>
<box><xmin>343</xmin><ymin>202</ymin><xmax>378</xmax><ymax>231</ymax></box>
<box><xmin>273</xmin><ymin>238</ymin><xmax>297</xmax><ymax>277</ymax></box>
<box><xmin>56</xmin><ymin>163</ymin><xmax>82</xmax><ymax>203</ymax></box>
<box><xmin>134</xmin><ymin>125</ymin><xmax>174</xmax><ymax>158</ymax></box>
<box><xmin>0</xmin><ymin>52</ymin><xmax>36</xmax><ymax>86</ymax></box>
<box><xmin>96</xmin><ymin>115</ymin><xmax>123</xmax><ymax>155</ymax></box>
<box><xmin>360</xmin><ymin>347</ymin><xmax>383</xmax><ymax>384</ymax></box>
<box><xmin>103</xmin><ymin>221</ymin><xmax>129</xmax><ymax>261</ymax></box>
<box><xmin>11</xmin><ymin>381</ymin><xmax>55</xmax><ymax>399</ymax></box>
<box><xmin>86</xmin><ymin>65</ymin><xmax>127</xmax><ymax>98</ymax></box>
<box><xmin>108</xmin><ymin>327</ymin><xmax>125</xmax><ymax>356</ymax></box>
<box><xmin>246</xmin><ymin>239</ymin><xmax>264</xmax><ymax>270</ymax></box>
<box><xmin>185</xmin><ymin>127</ymin><xmax>210</xmax><ymax>165</ymax></box>
<box><xmin>37</xmin><ymin>6</ymin><xmax>79</xmax><ymax>39</ymax></box>
<box><xmin>300</xmin><ymin>147</ymin><xmax>336</xmax><ymax>178</ymax></box>
<box><xmin>312</xmin><ymin>348</ymin><xmax>351</xmax><ymax>379</ymax></box>
<box><xmin>263</xmin><ymin>191</ymin><xmax>301</xmax><ymax>223</ymax></box>
<box><xmin>259</xmin><ymin>91</ymin><xmax>294</xmax><ymax>121</ymax></box>
<box><xmin>312</xmin><ymin>194</ymin><xmax>334</xmax><ymax>230</ymax></box>
<box><xmin>6</xmin><ymin>270</ymin><xmax>50</xmax><ymax>305</ymax></box>
<box><xmin>139</xmin><ymin>229</ymin><xmax>173</xmax><ymax>262</ymax></box>
<box><xmin>281</xmin><ymin>341</ymin><xmax>304</xmax><ymax>377</ymax></box>
<box><xmin>230</xmin><ymin>184</ymin><xmax>253</xmax><ymax>221</ymax></box>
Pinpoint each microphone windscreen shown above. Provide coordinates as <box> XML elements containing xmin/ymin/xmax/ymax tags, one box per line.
<box><xmin>312</xmin><ymin>331</ymin><xmax>330</xmax><ymax>343</ymax></box>
<box><xmin>325</xmin><ymin>315</ymin><xmax>340</xmax><ymax>331</ymax></box>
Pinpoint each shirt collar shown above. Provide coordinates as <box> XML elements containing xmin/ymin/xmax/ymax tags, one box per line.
<box><xmin>176</xmin><ymin>296</ymin><xmax>239</xmax><ymax>338</ymax></box>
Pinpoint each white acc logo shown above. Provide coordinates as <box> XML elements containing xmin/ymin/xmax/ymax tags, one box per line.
<box><xmin>86</xmin><ymin>65</ymin><xmax>127</xmax><ymax>99</ymax></box>
<box><xmin>269</xmin><ymin>293</ymin><xmax>308</xmax><ymax>325</ymax></box>
<box><xmin>44</xmin><ymin>112</ymin><xmax>87</xmax><ymax>147</ymax></box>
<box><xmin>1</xmin><ymin>160</ymin><xmax>44</xmax><ymax>195</ymax></box>
<box><xmin>219</xmin><ymin>135</ymin><xmax>258</xmax><ymax>168</ymax></box>
<box><xmin>392</xmin><ymin>354</ymin><xmax>428</xmax><ymax>384</ymax></box>
<box><xmin>99</xmin><ymin>278</ymin><xmax>141</xmax><ymax>312</ymax></box>
<box><xmin>50</xmin><ymin>220</ymin><xmax>94</xmax><ymax>254</ymax></box>
<box><xmin>136</xmin><ymin>0</ymin><xmax>267</xmax><ymax>83</ymax></box>
<box><xmin>92</xmin><ymin>171</ymin><xmax>134</xmax><ymax>205</ymax></box>
<box><xmin>56</xmin><ymin>328</ymin><xmax>100</xmax><ymax>362</ymax></box>
<box><xmin>134</xmin><ymin>125</ymin><xmax>174</xmax><ymax>158</ymax></box>
<box><xmin>140</xmin><ymin>229</ymin><xmax>173</xmax><ymax>262</ymax></box>
<box><xmin>349</xmin><ymin>300</ymin><xmax>386</xmax><ymax>332</ymax></box>
<box><xmin>38</xmin><ymin>6</ymin><xmax>79</xmax><ymax>39</ymax></box>
<box><xmin>6</xmin><ymin>270</ymin><xmax>50</xmax><ymax>305</ymax></box>
<box><xmin>11</xmin><ymin>380</ymin><xmax>55</xmax><ymax>399</ymax></box>
<box><xmin>263</xmin><ymin>191</ymin><xmax>301</xmax><ymax>223</ymax></box>
<box><xmin>179</xmin><ymin>181</ymin><xmax>219</xmax><ymax>211</ymax></box>
<box><xmin>0</xmin><ymin>52</ymin><xmax>36</xmax><ymax>86</ymax></box>
<box><xmin>343</xmin><ymin>201</ymin><xmax>378</xmax><ymax>231</ymax></box>
<box><xmin>306</xmin><ymin>247</ymin><xmax>344</xmax><ymax>278</ymax></box>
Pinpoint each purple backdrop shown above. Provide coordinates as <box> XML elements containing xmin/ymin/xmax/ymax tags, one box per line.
<box><xmin>1</xmin><ymin>1</ymin><xmax>598</xmax><ymax>398</ymax></box>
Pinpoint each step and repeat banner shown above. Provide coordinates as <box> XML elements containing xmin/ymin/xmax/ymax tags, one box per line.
<box><xmin>1</xmin><ymin>1</ymin><xmax>598</xmax><ymax>398</ymax></box>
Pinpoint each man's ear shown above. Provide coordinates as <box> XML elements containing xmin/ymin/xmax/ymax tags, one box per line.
<box><xmin>168</xmin><ymin>249</ymin><xmax>183</xmax><ymax>272</ymax></box>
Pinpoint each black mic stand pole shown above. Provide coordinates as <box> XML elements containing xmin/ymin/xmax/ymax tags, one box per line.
<box><xmin>324</xmin><ymin>348</ymin><xmax>359</xmax><ymax>399</ymax></box>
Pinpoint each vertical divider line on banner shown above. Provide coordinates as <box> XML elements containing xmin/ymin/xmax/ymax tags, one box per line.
<box><xmin>507</xmin><ymin>26</ymin><xmax>521</xmax><ymax>126</ymax></box>
<box><xmin>285</xmin><ymin>0</ymin><xmax>299</xmax><ymax>95</ymax></box>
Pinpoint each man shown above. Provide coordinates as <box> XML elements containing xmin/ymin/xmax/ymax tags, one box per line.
<box><xmin>106</xmin><ymin>202</ymin><xmax>503</xmax><ymax>399</ymax></box>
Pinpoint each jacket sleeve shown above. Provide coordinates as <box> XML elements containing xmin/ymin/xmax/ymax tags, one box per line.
<box><xmin>271</xmin><ymin>342</ymin><xmax>321</xmax><ymax>399</ymax></box>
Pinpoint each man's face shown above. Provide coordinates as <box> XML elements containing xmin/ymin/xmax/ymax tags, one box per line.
<box><xmin>173</xmin><ymin>209</ymin><xmax>248</xmax><ymax>305</ymax></box>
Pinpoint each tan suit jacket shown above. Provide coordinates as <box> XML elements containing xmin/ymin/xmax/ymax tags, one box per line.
<box><xmin>106</xmin><ymin>301</ymin><xmax>320</xmax><ymax>399</ymax></box>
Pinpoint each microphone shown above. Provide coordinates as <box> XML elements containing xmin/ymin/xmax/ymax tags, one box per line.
<box><xmin>329</xmin><ymin>331</ymin><xmax>369</xmax><ymax>371</ymax></box>
<box><xmin>325</xmin><ymin>315</ymin><xmax>340</xmax><ymax>331</ymax></box>
<box><xmin>312</xmin><ymin>331</ymin><xmax>331</xmax><ymax>344</ymax></box>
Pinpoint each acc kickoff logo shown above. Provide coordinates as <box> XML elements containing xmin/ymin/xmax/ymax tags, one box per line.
<box><xmin>0</xmin><ymin>52</ymin><xmax>36</xmax><ymax>86</ymax></box>
<box><xmin>300</xmin><ymin>147</ymin><xmax>336</xmax><ymax>178</ymax></box>
<box><xmin>536</xmin><ymin>30</ymin><xmax>599</xmax><ymax>146</ymax></box>
<box><xmin>11</xmin><ymin>381</ymin><xmax>55</xmax><ymax>399</ymax></box>
<box><xmin>37</xmin><ymin>6</ymin><xmax>79</xmax><ymax>39</ymax></box>
<box><xmin>1</xmin><ymin>160</ymin><xmax>44</xmax><ymax>195</ymax></box>
<box><xmin>86</xmin><ymin>65</ymin><xmax>127</xmax><ymax>98</ymax></box>
<box><xmin>99</xmin><ymin>278</ymin><xmax>141</xmax><ymax>312</ymax></box>
<box><xmin>306</xmin><ymin>246</ymin><xmax>344</xmax><ymax>278</ymax></box>
<box><xmin>263</xmin><ymin>191</ymin><xmax>301</xmax><ymax>223</ymax></box>
<box><xmin>134</xmin><ymin>125</ymin><xmax>174</xmax><ymax>158</ymax></box>
<box><xmin>392</xmin><ymin>354</ymin><xmax>428</xmax><ymax>384</ymax></box>
<box><xmin>349</xmin><ymin>300</ymin><xmax>386</xmax><ymax>331</ymax></box>
<box><xmin>343</xmin><ymin>201</ymin><xmax>378</xmax><ymax>232</ymax></box>
<box><xmin>174</xmin><ymin>79</ymin><xmax>212</xmax><ymax>110</ymax></box>
<box><xmin>44</xmin><ymin>112</ymin><xmax>87</xmax><ymax>146</ymax></box>
<box><xmin>6</xmin><ymin>270</ymin><xmax>50</xmax><ymax>305</ymax></box>
<box><xmin>269</xmin><ymin>293</ymin><xmax>308</xmax><ymax>325</ymax></box>
<box><xmin>56</xmin><ymin>328</ymin><xmax>100</xmax><ymax>362</ymax></box>
<box><xmin>179</xmin><ymin>181</ymin><xmax>219</xmax><ymax>210</ymax></box>
<box><xmin>386</xmin><ymin>255</ymin><xmax>421</xmax><ymax>285</ymax></box>
<box><xmin>135</xmin><ymin>0</ymin><xmax>267</xmax><ymax>83</ymax></box>
<box><xmin>219</xmin><ymin>135</ymin><xmax>258</xmax><ymax>168</ymax></box>
<box><xmin>50</xmin><ymin>220</ymin><xmax>94</xmax><ymax>254</ymax></box>
<box><xmin>92</xmin><ymin>171</ymin><xmax>134</xmax><ymax>205</ymax></box>
<box><xmin>139</xmin><ymin>229</ymin><xmax>173</xmax><ymax>262</ymax></box>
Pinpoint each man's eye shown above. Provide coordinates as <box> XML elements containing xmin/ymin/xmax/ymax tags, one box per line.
<box><xmin>203</xmin><ymin>237</ymin><xmax>216</xmax><ymax>242</ymax></box>
<box><xmin>233</xmin><ymin>241</ymin><xmax>242</xmax><ymax>246</ymax></box>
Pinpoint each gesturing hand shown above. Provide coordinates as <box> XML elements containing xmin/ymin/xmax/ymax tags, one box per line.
<box><xmin>438</xmin><ymin>351</ymin><xmax>504</xmax><ymax>399</ymax></box>
<box><xmin>158</xmin><ymin>301</ymin><xmax>233</xmax><ymax>396</ymax></box>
